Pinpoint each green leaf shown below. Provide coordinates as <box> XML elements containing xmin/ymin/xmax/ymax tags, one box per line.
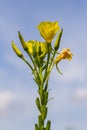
<box><xmin>46</xmin><ymin>120</ymin><xmax>51</xmax><ymax>130</ymax></box>
<box><xmin>35</xmin><ymin>124</ymin><xmax>39</xmax><ymax>130</ymax></box>
<box><xmin>38</xmin><ymin>115</ymin><xmax>42</xmax><ymax>128</ymax></box>
<box><xmin>35</xmin><ymin>97</ymin><xmax>41</xmax><ymax>112</ymax></box>
<box><xmin>44</xmin><ymin>91</ymin><xmax>48</xmax><ymax>105</ymax></box>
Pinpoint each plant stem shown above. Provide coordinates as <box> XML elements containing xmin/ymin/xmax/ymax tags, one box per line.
<box><xmin>35</xmin><ymin>66</ymin><xmax>51</xmax><ymax>130</ymax></box>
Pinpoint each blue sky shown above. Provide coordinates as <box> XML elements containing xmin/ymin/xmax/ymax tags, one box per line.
<box><xmin>0</xmin><ymin>0</ymin><xmax>87</xmax><ymax>130</ymax></box>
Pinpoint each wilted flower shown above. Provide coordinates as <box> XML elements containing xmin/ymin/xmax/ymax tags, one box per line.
<box><xmin>54</xmin><ymin>48</ymin><xmax>73</xmax><ymax>64</ymax></box>
<box><xmin>37</xmin><ymin>21</ymin><xmax>60</xmax><ymax>43</ymax></box>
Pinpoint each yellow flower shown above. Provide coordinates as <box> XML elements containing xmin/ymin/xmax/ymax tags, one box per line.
<box><xmin>12</xmin><ymin>41</ymin><xmax>23</xmax><ymax>58</ymax></box>
<box><xmin>37</xmin><ymin>21</ymin><xmax>60</xmax><ymax>43</ymax></box>
<box><xmin>54</xmin><ymin>48</ymin><xmax>73</xmax><ymax>64</ymax></box>
<box><xmin>25</xmin><ymin>40</ymin><xmax>47</xmax><ymax>57</ymax></box>
<box><xmin>26</xmin><ymin>40</ymin><xmax>34</xmax><ymax>55</ymax></box>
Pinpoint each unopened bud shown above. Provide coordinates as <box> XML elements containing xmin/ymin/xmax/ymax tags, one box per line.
<box><xmin>12</xmin><ymin>41</ymin><xmax>23</xmax><ymax>58</ymax></box>
<box><xmin>54</xmin><ymin>28</ymin><xmax>63</xmax><ymax>51</ymax></box>
<box><xmin>18</xmin><ymin>31</ymin><xmax>27</xmax><ymax>50</ymax></box>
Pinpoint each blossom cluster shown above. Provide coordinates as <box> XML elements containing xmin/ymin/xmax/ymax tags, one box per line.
<box><xmin>12</xmin><ymin>21</ymin><xmax>72</xmax><ymax>69</ymax></box>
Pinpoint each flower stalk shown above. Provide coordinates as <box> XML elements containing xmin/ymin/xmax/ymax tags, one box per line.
<box><xmin>12</xmin><ymin>21</ymin><xmax>72</xmax><ymax>130</ymax></box>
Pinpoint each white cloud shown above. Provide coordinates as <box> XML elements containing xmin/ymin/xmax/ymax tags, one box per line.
<box><xmin>0</xmin><ymin>91</ymin><xmax>13</xmax><ymax>117</ymax></box>
<box><xmin>0</xmin><ymin>89</ymin><xmax>37</xmax><ymax>119</ymax></box>
<box><xmin>73</xmin><ymin>88</ymin><xmax>87</xmax><ymax>101</ymax></box>
<box><xmin>63</xmin><ymin>63</ymin><xmax>86</xmax><ymax>82</ymax></box>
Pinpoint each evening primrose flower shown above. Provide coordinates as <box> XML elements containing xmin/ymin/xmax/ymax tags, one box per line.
<box><xmin>54</xmin><ymin>48</ymin><xmax>73</xmax><ymax>64</ymax></box>
<box><xmin>37</xmin><ymin>21</ymin><xmax>60</xmax><ymax>43</ymax></box>
<box><xmin>26</xmin><ymin>40</ymin><xmax>47</xmax><ymax>57</ymax></box>
<box><xmin>26</xmin><ymin>40</ymin><xmax>34</xmax><ymax>55</ymax></box>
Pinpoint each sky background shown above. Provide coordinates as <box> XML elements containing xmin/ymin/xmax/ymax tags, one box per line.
<box><xmin>0</xmin><ymin>0</ymin><xmax>87</xmax><ymax>130</ymax></box>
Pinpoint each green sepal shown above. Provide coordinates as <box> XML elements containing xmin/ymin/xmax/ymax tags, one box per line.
<box><xmin>54</xmin><ymin>28</ymin><xmax>63</xmax><ymax>51</ymax></box>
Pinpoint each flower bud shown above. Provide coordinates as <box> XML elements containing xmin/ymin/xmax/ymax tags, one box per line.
<box><xmin>12</xmin><ymin>41</ymin><xmax>23</xmax><ymax>58</ymax></box>
<box><xmin>18</xmin><ymin>31</ymin><xmax>27</xmax><ymax>50</ymax></box>
<box><xmin>54</xmin><ymin>28</ymin><xmax>63</xmax><ymax>51</ymax></box>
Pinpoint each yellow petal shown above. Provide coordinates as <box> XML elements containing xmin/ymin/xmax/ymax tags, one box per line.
<box><xmin>37</xmin><ymin>21</ymin><xmax>60</xmax><ymax>43</ymax></box>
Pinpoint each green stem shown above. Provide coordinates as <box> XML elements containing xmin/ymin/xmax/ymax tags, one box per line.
<box><xmin>43</xmin><ymin>45</ymin><xmax>51</xmax><ymax>84</ymax></box>
<box><xmin>43</xmin><ymin>50</ymin><xmax>56</xmax><ymax>91</ymax></box>
<box><xmin>49</xmin><ymin>50</ymin><xmax>56</xmax><ymax>68</ymax></box>
<box><xmin>26</xmin><ymin>53</ymin><xmax>41</xmax><ymax>84</ymax></box>
<box><xmin>35</xmin><ymin>66</ymin><xmax>51</xmax><ymax>130</ymax></box>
